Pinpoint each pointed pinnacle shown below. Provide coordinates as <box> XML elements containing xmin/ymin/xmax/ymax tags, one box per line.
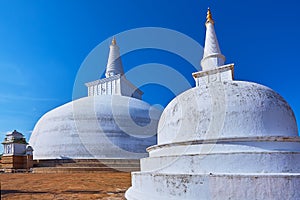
<box><xmin>206</xmin><ymin>7</ymin><xmax>215</xmax><ymax>25</ymax></box>
<box><xmin>111</xmin><ymin>37</ymin><xmax>117</xmax><ymax>45</ymax></box>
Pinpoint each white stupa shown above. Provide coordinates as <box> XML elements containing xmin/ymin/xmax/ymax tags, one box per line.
<box><xmin>29</xmin><ymin>38</ymin><xmax>161</xmax><ymax>165</ymax></box>
<box><xmin>125</xmin><ymin>9</ymin><xmax>300</xmax><ymax>199</ymax></box>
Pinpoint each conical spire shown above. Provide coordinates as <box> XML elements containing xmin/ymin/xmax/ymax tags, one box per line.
<box><xmin>105</xmin><ymin>37</ymin><xmax>124</xmax><ymax>78</ymax></box>
<box><xmin>201</xmin><ymin>8</ymin><xmax>225</xmax><ymax>71</ymax></box>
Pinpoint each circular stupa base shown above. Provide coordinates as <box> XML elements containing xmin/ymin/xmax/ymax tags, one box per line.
<box><xmin>126</xmin><ymin>172</ymin><xmax>300</xmax><ymax>200</ymax></box>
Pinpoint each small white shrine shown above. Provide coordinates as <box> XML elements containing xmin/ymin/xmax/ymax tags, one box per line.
<box><xmin>1</xmin><ymin>130</ymin><xmax>33</xmax><ymax>172</ymax></box>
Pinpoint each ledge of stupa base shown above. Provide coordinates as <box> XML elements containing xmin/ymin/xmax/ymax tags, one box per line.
<box><xmin>140</xmin><ymin>136</ymin><xmax>300</xmax><ymax>174</ymax></box>
<box><xmin>125</xmin><ymin>172</ymin><xmax>300</xmax><ymax>200</ymax></box>
<box><xmin>140</xmin><ymin>151</ymin><xmax>300</xmax><ymax>174</ymax></box>
<box><xmin>32</xmin><ymin>158</ymin><xmax>140</xmax><ymax>172</ymax></box>
<box><xmin>32</xmin><ymin>153</ymin><xmax>149</xmax><ymax>163</ymax></box>
<box><xmin>32</xmin><ymin>166</ymin><xmax>138</xmax><ymax>173</ymax></box>
<box><xmin>148</xmin><ymin>136</ymin><xmax>300</xmax><ymax>155</ymax></box>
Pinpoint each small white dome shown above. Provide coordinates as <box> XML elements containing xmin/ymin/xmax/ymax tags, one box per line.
<box><xmin>158</xmin><ymin>80</ymin><xmax>298</xmax><ymax>145</ymax></box>
<box><xmin>29</xmin><ymin>95</ymin><xmax>161</xmax><ymax>160</ymax></box>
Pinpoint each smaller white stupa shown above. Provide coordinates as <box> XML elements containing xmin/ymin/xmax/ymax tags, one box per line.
<box><xmin>125</xmin><ymin>8</ymin><xmax>300</xmax><ymax>199</ymax></box>
<box><xmin>1</xmin><ymin>130</ymin><xmax>33</xmax><ymax>172</ymax></box>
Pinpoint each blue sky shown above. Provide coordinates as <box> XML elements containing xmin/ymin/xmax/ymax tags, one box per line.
<box><xmin>0</xmin><ymin>0</ymin><xmax>300</xmax><ymax>152</ymax></box>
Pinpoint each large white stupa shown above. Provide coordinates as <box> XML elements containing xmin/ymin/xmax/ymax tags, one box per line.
<box><xmin>29</xmin><ymin>38</ymin><xmax>161</xmax><ymax>166</ymax></box>
<box><xmin>125</xmin><ymin>9</ymin><xmax>300</xmax><ymax>199</ymax></box>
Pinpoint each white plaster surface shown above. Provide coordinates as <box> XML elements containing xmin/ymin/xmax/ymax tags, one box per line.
<box><xmin>158</xmin><ymin>81</ymin><xmax>298</xmax><ymax>145</ymax></box>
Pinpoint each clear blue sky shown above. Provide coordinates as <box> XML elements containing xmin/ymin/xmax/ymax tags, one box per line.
<box><xmin>0</xmin><ymin>0</ymin><xmax>300</xmax><ymax>151</ymax></box>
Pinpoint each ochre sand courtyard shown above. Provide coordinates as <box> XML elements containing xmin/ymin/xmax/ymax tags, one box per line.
<box><xmin>0</xmin><ymin>172</ymin><xmax>131</xmax><ymax>200</ymax></box>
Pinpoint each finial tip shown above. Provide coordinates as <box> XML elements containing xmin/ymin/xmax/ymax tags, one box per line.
<box><xmin>111</xmin><ymin>37</ymin><xmax>116</xmax><ymax>45</ymax></box>
<box><xmin>206</xmin><ymin>7</ymin><xmax>214</xmax><ymax>25</ymax></box>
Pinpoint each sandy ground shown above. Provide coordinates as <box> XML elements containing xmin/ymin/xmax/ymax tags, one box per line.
<box><xmin>0</xmin><ymin>172</ymin><xmax>131</xmax><ymax>200</ymax></box>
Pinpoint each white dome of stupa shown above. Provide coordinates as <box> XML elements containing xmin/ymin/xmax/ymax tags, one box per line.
<box><xmin>29</xmin><ymin>95</ymin><xmax>160</xmax><ymax>160</ymax></box>
<box><xmin>29</xmin><ymin>38</ymin><xmax>161</xmax><ymax>161</ymax></box>
<box><xmin>158</xmin><ymin>80</ymin><xmax>298</xmax><ymax>145</ymax></box>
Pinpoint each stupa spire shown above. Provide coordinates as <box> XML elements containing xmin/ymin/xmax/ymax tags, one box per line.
<box><xmin>201</xmin><ymin>8</ymin><xmax>225</xmax><ymax>71</ymax></box>
<box><xmin>105</xmin><ymin>37</ymin><xmax>124</xmax><ymax>78</ymax></box>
